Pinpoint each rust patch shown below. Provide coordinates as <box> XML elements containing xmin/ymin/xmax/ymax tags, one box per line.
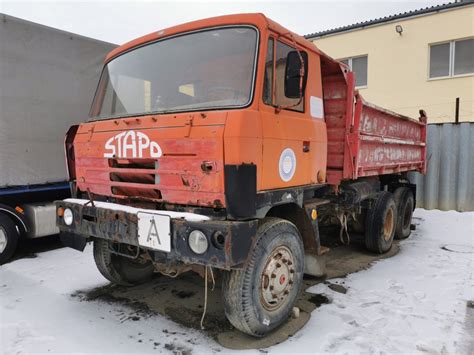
<box><xmin>213</xmin><ymin>200</ymin><xmax>224</xmax><ymax>209</ymax></box>
<box><xmin>181</xmin><ymin>176</ymin><xmax>190</xmax><ymax>187</ymax></box>
<box><xmin>200</xmin><ymin>161</ymin><xmax>215</xmax><ymax>174</ymax></box>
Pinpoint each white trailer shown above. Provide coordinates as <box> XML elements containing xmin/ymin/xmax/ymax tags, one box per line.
<box><xmin>0</xmin><ymin>13</ymin><xmax>116</xmax><ymax>263</ymax></box>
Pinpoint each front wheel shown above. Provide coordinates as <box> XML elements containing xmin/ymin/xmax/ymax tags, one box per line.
<box><xmin>222</xmin><ymin>218</ymin><xmax>304</xmax><ymax>337</ymax></box>
<box><xmin>93</xmin><ymin>239</ymin><xmax>155</xmax><ymax>286</ymax></box>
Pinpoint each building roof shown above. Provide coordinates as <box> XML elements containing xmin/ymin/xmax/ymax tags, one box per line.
<box><xmin>305</xmin><ymin>0</ymin><xmax>473</xmax><ymax>39</ymax></box>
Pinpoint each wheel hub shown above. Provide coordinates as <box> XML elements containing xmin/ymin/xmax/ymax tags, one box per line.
<box><xmin>260</xmin><ymin>246</ymin><xmax>295</xmax><ymax>311</ymax></box>
<box><xmin>0</xmin><ymin>227</ymin><xmax>7</xmax><ymax>253</ymax></box>
<box><xmin>383</xmin><ymin>208</ymin><xmax>394</xmax><ymax>241</ymax></box>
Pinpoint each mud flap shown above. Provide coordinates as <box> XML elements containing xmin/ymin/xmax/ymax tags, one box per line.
<box><xmin>224</xmin><ymin>164</ymin><xmax>257</xmax><ymax>219</ymax></box>
<box><xmin>304</xmin><ymin>252</ymin><xmax>326</xmax><ymax>277</ymax></box>
<box><xmin>60</xmin><ymin>231</ymin><xmax>88</xmax><ymax>252</ymax></box>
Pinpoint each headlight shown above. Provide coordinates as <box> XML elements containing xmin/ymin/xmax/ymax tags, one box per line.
<box><xmin>188</xmin><ymin>230</ymin><xmax>208</xmax><ymax>254</ymax></box>
<box><xmin>63</xmin><ymin>208</ymin><xmax>74</xmax><ymax>226</ymax></box>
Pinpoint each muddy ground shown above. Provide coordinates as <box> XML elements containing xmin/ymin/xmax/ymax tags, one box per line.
<box><xmin>72</xmin><ymin>240</ymin><xmax>400</xmax><ymax>350</ymax></box>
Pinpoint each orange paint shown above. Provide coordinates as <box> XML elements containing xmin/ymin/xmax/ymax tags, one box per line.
<box><xmin>70</xmin><ymin>13</ymin><xmax>425</xmax><ymax>209</ymax></box>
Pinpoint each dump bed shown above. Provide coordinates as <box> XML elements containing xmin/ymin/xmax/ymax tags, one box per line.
<box><xmin>322</xmin><ymin>58</ymin><xmax>427</xmax><ymax>185</ymax></box>
<box><xmin>0</xmin><ymin>14</ymin><xmax>116</xmax><ymax>188</ymax></box>
<box><xmin>352</xmin><ymin>98</ymin><xmax>427</xmax><ymax>178</ymax></box>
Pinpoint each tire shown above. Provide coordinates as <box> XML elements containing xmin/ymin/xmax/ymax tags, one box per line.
<box><xmin>222</xmin><ymin>218</ymin><xmax>305</xmax><ymax>337</ymax></box>
<box><xmin>394</xmin><ymin>187</ymin><xmax>414</xmax><ymax>240</ymax></box>
<box><xmin>93</xmin><ymin>239</ymin><xmax>155</xmax><ymax>286</ymax></box>
<box><xmin>0</xmin><ymin>214</ymin><xmax>19</xmax><ymax>265</ymax></box>
<box><xmin>365</xmin><ymin>191</ymin><xmax>397</xmax><ymax>254</ymax></box>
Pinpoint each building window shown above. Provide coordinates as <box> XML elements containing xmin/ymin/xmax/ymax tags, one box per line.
<box><xmin>429</xmin><ymin>38</ymin><xmax>474</xmax><ymax>79</ymax></box>
<box><xmin>340</xmin><ymin>55</ymin><xmax>368</xmax><ymax>87</ymax></box>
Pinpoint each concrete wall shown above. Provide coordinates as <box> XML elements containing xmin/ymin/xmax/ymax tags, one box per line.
<box><xmin>311</xmin><ymin>5</ymin><xmax>474</xmax><ymax>124</ymax></box>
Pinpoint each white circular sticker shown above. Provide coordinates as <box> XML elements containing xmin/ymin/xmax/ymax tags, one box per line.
<box><xmin>279</xmin><ymin>148</ymin><xmax>296</xmax><ymax>182</ymax></box>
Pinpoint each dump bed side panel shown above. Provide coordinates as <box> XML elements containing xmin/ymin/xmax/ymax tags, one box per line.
<box><xmin>350</xmin><ymin>97</ymin><xmax>427</xmax><ymax>179</ymax></box>
<box><xmin>320</xmin><ymin>53</ymin><xmax>427</xmax><ymax>185</ymax></box>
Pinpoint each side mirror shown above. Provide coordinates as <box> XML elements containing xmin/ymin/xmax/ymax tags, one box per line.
<box><xmin>284</xmin><ymin>50</ymin><xmax>308</xmax><ymax>99</ymax></box>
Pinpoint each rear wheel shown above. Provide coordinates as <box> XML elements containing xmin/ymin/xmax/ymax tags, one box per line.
<box><xmin>222</xmin><ymin>218</ymin><xmax>304</xmax><ymax>337</ymax></box>
<box><xmin>394</xmin><ymin>187</ymin><xmax>414</xmax><ymax>240</ymax></box>
<box><xmin>365</xmin><ymin>191</ymin><xmax>397</xmax><ymax>254</ymax></box>
<box><xmin>0</xmin><ymin>214</ymin><xmax>19</xmax><ymax>265</ymax></box>
<box><xmin>93</xmin><ymin>239</ymin><xmax>155</xmax><ymax>286</ymax></box>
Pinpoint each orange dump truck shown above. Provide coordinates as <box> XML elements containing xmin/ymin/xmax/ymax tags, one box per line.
<box><xmin>56</xmin><ymin>14</ymin><xmax>427</xmax><ymax>336</ymax></box>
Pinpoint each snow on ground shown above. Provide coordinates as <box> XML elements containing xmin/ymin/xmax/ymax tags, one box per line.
<box><xmin>0</xmin><ymin>245</ymin><xmax>217</xmax><ymax>354</ymax></box>
<box><xmin>275</xmin><ymin>209</ymin><xmax>474</xmax><ymax>354</ymax></box>
<box><xmin>1</xmin><ymin>209</ymin><xmax>473</xmax><ymax>354</ymax></box>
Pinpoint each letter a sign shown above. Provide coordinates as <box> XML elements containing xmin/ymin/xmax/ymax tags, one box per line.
<box><xmin>137</xmin><ymin>212</ymin><xmax>171</xmax><ymax>252</ymax></box>
<box><xmin>146</xmin><ymin>218</ymin><xmax>161</xmax><ymax>245</ymax></box>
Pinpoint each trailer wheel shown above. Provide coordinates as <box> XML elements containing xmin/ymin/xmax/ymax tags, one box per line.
<box><xmin>93</xmin><ymin>239</ymin><xmax>155</xmax><ymax>286</ymax></box>
<box><xmin>222</xmin><ymin>218</ymin><xmax>304</xmax><ymax>337</ymax></box>
<box><xmin>0</xmin><ymin>214</ymin><xmax>19</xmax><ymax>265</ymax></box>
<box><xmin>365</xmin><ymin>191</ymin><xmax>397</xmax><ymax>254</ymax></box>
<box><xmin>394</xmin><ymin>187</ymin><xmax>414</xmax><ymax>240</ymax></box>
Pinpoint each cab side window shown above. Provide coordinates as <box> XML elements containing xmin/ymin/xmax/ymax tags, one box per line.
<box><xmin>262</xmin><ymin>38</ymin><xmax>305</xmax><ymax>112</ymax></box>
<box><xmin>263</xmin><ymin>38</ymin><xmax>274</xmax><ymax>105</ymax></box>
<box><xmin>275</xmin><ymin>41</ymin><xmax>304</xmax><ymax>112</ymax></box>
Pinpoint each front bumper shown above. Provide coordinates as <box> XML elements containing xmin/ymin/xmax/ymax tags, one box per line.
<box><xmin>56</xmin><ymin>199</ymin><xmax>257</xmax><ymax>270</ymax></box>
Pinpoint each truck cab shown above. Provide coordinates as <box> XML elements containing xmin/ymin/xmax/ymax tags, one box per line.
<box><xmin>70</xmin><ymin>14</ymin><xmax>328</xmax><ymax>212</ymax></box>
<box><xmin>57</xmin><ymin>14</ymin><xmax>426</xmax><ymax>337</ymax></box>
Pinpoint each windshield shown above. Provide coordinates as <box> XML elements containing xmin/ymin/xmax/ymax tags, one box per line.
<box><xmin>90</xmin><ymin>26</ymin><xmax>258</xmax><ymax>119</ymax></box>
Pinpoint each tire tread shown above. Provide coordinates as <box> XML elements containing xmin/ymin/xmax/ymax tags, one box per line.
<box><xmin>394</xmin><ymin>187</ymin><xmax>414</xmax><ymax>240</ymax></box>
<box><xmin>222</xmin><ymin>217</ymin><xmax>304</xmax><ymax>337</ymax></box>
<box><xmin>93</xmin><ymin>239</ymin><xmax>133</xmax><ymax>286</ymax></box>
<box><xmin>0</xmin><ymin>214</ymin><xmax>19</xmax><ymax>265</ymax></box>
<box><xmin>365</xmin><ymin>191</ymin><xmax>397</xmax><ymax>254</ymax></box>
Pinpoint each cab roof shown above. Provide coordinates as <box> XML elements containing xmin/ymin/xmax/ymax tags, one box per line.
<box><xmin>105</xmin><ymin>13</ymin><xmax>328</xmax><ymax>63</ymax></box>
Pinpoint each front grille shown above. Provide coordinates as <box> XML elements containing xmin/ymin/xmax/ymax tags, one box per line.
<box><xmin>110</xmin><ymin>172</ymin><xmax>155</xmax><ymax>185</ymax></box>
<box><xmin>108</xmin><ymin>158</ymin><xmax>161</xmax><ymax>199</ymax></box>
<box><xmin>109</xmin><ymin>159</ymin><xmax>155</xmax><ymax>170</ymax></box>
<box><xmin>111</xmin><ymin>186</ymin><xmax>162</xmax><ymax>199</ymax></box>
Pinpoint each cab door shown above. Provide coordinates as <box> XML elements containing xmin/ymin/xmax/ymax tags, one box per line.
<box><xmin>260</xmin><ymin>36</ymin><xmax>326</xmax><ymax>191</ymax></box>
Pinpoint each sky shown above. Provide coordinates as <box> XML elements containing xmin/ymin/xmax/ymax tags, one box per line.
<box><xmin>0</xmin><ymin>0</ymin><xmax>450</xmax><ymax>44</ymax></box>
